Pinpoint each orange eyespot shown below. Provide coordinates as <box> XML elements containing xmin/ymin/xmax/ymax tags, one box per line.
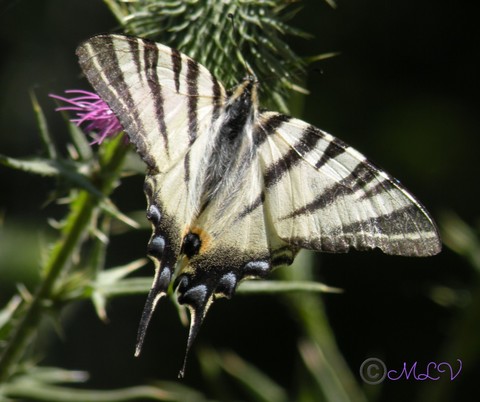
<box><xmin>182</xmin><ymin>226</ymin><xmax>212</xmax><ymax>259</ymax></box>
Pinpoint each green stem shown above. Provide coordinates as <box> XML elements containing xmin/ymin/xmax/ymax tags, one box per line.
<box><xmin>0</xmin><ymin>137</ymin><xmax>128</xmax><ymax>382</ymax></box>
<box><xmin>0</xmin><ymin>194</ymin><xmax>94</xmax><ymax>382</ymax></box>
<box><xmin>280</xmin><ymin>251</ymin><xmax>367</xmax><ymax>402</ymax></box>
<box><xmin>102</xmin><ymin>0</ymin><xmax>129</xmax><ymax>26</ymax></box>
<box><xmin>4</xmin><ymin>384</ymin><xmax>172</xmax><ymax>402</ymax></box>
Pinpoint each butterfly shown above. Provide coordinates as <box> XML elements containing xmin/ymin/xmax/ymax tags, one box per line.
<box><xmin>76</xmin><ymin>34</ymin><xmax>441</xmax><ymax>377</ymax></box>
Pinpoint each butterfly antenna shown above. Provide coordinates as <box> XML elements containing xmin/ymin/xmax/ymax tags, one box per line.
<box><xmin>135</xmin><ymin>267</ymin><xmax>172</xmax><ymax>356</ymax></box>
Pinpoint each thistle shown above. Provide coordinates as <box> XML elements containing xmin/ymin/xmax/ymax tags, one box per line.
<box><xmin>50</xmin><ymin>90</ymin><xmax>123</xmax><ymax>144</ymax></box>
<box><xmin>103</xmin><ymin>0</ymin><xmax>311</xmax><ymax>111</ymax></box>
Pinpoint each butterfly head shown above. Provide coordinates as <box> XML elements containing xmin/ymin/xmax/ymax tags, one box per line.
<box><xmin>227</xmin><ymin>75</ymin><xmax>259</xmax><ymax>111</ymax></box>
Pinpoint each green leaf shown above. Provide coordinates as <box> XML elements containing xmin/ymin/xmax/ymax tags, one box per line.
<box><xmin>101</xmin><ymin>198</ymin><xmax>141</xmax><ymax>230</ymax></box>
<box><xmin>304</xmin><ymin>51</ymin><xmax>341</xmax><ymax>64</ymax></box>
<box><xmin>439</xmin><ymin>210</ymin><xmax>480</xmax><ymax>271</ymax></box>
<box><xmin>279</xmin><ymin>251</ymin><xmax>368</xmax><ymax>402</ymax></box>
<box><xmin>237</xmin><ymin>280</ymin><xmax>343</xmax><ymax>295</ymax></box>
<box><xmin>298</xmin><ymin>340</ymin><xmax>364</xmax><ymax>402</ymax></box>
<box><xmin>0</xmin><ymin>154</ymin><xmax>63</xmax><ymax>176</ymax></box>
<box><xmin>2</xmin><ymin>366</ymin><xmax>208</xmax><ymax>401</ymax></box>
<box><xmin>97</xmin><ymin>259</ymin><xmax>147</xmax><ymax>285</ymax></box>
<box><xmin>208</xmin><ymin>349</ymin><xmax>289</xmax><ymax>402</ymax></box>
<box><xmin>67</xmin><ymin>121</ymin><xmax>94</xmax><ymax>161</ymax></box>
<box><xmin>15</xmin><ymin>366</ymin><xmax>88</xmax><ymax>385</ymax></box>
<box><xmin>0</xmin><ymin>155</ymin><xmax>102</xmax><ymax>197</ymax></box>
<box><xmin>49</xmin><ymin>96</ymin><xmax>93</xmax><ymax>161</ymax></box>
<box><xmin>95</xmin><ymin>277</ymin><xmax>152</xmax><ymax>298</ymax></box>
<box><xmin>30</xmin><ymin>91</ymin><xmax>57</xmax><ymax>159</ymax></box>
<box><xmin>91</xmin><ymin>259</ymin><xmax>148</xmax><ymax>319</ymax></box>
<box><xmin>0</xmin><ymin>296</ymin><xmax>22</xmax><ymax>333</ymax></box>
<box><xmin>324</xmin><ymin>0</ymin><xmax>337</xmax><ymax>9</ymax></box>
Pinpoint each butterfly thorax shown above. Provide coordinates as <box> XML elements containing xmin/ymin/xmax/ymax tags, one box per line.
<box><xmin>201</xmin><ymin>78</ymin><xmax>259</xmax><ymax>204</ymax></box>
<box><xmin>222</xmin><ymin>77</ymin><xmax>258</xmax><ymax>139</ymax></box>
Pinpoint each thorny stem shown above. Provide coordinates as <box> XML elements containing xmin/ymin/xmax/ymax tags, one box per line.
<box><xmin>0</xmin><ymin>136</ymin><xmax>128</xmax><ymax>382</ymax></box>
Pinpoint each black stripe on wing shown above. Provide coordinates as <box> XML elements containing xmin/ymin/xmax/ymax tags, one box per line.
<box><xmin>128</xmin><ymin>38</ymin><xmax>143</xmax><ymax>84</ymax></box>
<box><xmin>143</xmin><ymin>39</ymin><xmax>170</xmax><ymax>158</ymax></box>
<box><xmin>263</xmin><ymin>124</ymin><xmax>322</xmax><ymax>188</ymax></box>
<box><xmin>171</xmin><ymin>48</ymin><xmax>182</xmax><ymax>93</ymax></box>
<box><xmin>288</xmin><ymin>204</ymin><xmax>440</xmax><ymax>256</ymax></box>
<box><xmin>237</xmin><ymin>191</ymin><xmax>265</xmax><ymax>219</ymax></box>
<box><xmin>211</xmin><ymin>73</ymin><xmax>223</xmax><ymax>124</ymax></box>
<box><xmin>237</xmin><ymin>113</ymin><xmax>291</xmax><ymax>219</ymax></box>
<box><xmin>253</xmin><ymin>113</ymin><xmax>291</xmax><ymax>147</ymax></box>
<box><xmin>237</xmin><ymin>113</ymin><xmax>292</xmax><ymax>219</ymax></box>
<box><xmin>186</xmin><ymin>59</ymin><xmax>200</xmax><ymax>143</ymax></box>
<box><xmin>184</xmin><ymin>59</ymin><xmax>200</xmax><ymax>184</ymax></box>
<box><xmin>315</xmin><ymin>138</ymin><xmax>348</xmax><ymax>169</ymax></box>
<box><xmin>78</xmin><ymin>36</ymin><xmax>159</xmax><ymax>170</ymax></box>
<box><xmin>282</xmin><ymin>160</ymin><xmax>379</xmax><ymax>219</ymax></box>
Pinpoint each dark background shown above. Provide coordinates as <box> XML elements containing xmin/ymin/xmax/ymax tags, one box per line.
<box><xmin>0</xmin><ymin>0</ymin><xmax>478</xmax><ymax>401</ymax></box>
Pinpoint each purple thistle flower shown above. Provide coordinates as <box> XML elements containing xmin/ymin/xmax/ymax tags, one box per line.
<box><xmin>50</xmin><ymin>90</ymin><xmax>123</xmax><ymax>144</ymax></box>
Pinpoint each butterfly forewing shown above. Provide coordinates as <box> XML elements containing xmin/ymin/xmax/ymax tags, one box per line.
<box><xmin>76</xmin><ymin>34</ymin><xmax>226</xmax><ymax>172</ymax></box>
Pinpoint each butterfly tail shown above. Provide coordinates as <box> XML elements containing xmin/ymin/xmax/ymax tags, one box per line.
<box><xmin>177</xmin><ymin>304</ymin><xmax>206</xmax><ymax>379</ymax></box>
<box><xmin>135</xmin><ymin>265</ymin><xmax>173</xmax><ymax>357</ymax></box>
<box><xmin>175</xmin><ymin>275</ymin><xmax>215</xmax><ymax>378</ymax></box>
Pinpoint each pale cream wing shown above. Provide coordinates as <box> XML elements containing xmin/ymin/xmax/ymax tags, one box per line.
<box><xmin>77</xmin><ymin>34</ymin><xmax>226</xmax><ymax>173</ymax></box>
<box><xmin>253</xmin><ymin>112</ymin><xmax>441</xmax><ymax>257</ymax></box>
<box><xmin>77</xmin><ymin>34</ymin><xmax>227</xmax><ymax>356</ymax></box>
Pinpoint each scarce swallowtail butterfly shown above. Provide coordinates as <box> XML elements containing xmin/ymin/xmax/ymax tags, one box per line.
<box><xmin>76</xmin><ymin>34</ymin><xmax>441</xmax><ymax>377</ymax></box>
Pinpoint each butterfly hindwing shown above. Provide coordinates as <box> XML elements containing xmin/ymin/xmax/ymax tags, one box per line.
<box><xmin>254</xmin><ymin>112</ymin><xmax>441</xmax><ymax>256</ymax></box>
<box><xmin>145</xmin><ymin>81</ymin><xmax>297</xmax><ymax>376</ymax></box>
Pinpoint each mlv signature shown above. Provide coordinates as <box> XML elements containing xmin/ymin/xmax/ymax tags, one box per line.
<box><xmin>387</xmin><ymin>359</ymin><xmax>462</xmax><ymax>381</ymax></box>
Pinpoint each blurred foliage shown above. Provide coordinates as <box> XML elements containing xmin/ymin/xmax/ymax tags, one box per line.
<box><xmin>0</xmin><ymin>0</ymin><xmax>479</xmax><ymax>401</ymax></box>
<box><xmin>417</xmin><ymin>212</ymin><xmax>480</xmax><ymax>402</ymax></box>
